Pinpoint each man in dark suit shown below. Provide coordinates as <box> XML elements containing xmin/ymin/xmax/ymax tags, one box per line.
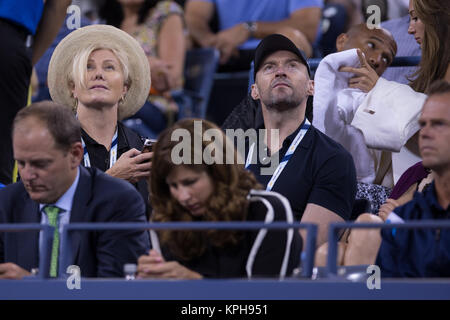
<box><xmin>0</xmin><ymin>101</ymin><xmax>150</xmax><ymax>279</ymax></box>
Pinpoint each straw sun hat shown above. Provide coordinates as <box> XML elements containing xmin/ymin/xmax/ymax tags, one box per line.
<box><xmin>48</xmin><ymin>24</ymin><xmax>151</xmax><ymax>120</ymax></box>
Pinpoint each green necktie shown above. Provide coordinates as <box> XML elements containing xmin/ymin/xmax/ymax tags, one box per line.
<box><xmin>44</xmin><ymin>205</ymin><xmax>61</xmax><ymax>277</ymax></box>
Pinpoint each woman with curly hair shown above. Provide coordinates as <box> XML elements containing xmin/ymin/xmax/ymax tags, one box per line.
<box><xmin>137</xmin><ymin>119</ymin><xmax>302</xmax><ymax>279</ymax></box>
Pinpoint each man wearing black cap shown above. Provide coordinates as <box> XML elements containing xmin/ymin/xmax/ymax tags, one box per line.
<box><xmin>243</xmin><ymin>34</ymin><xmax>357</xmax><ymax>247</ymax></box>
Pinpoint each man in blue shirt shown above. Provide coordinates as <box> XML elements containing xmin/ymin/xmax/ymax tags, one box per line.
<box><xmin>0</xmin><ymin>0</ymin><xmax>71</xmax><ymax>185</ymax></box>
<box><xmin>185</xmin><ymin>0</ymin><xmax>323</xmax><ymax>70</ymax></box>
<box><xmin>376</xmin><ymin>80</ymin><xmax>450</xmax><ymax>277</ymax></box>
<box><xmin>0</xmin><ymin>101</ymin><xmax>150</xmax><ymax>279</ymax></box>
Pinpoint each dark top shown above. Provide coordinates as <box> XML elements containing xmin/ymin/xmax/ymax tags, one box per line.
<box><xmin>81</xmin><ymin>122</ymin><xmax>149</xmax><ymax>215</ymax></box>
<box><xmin>221</xmin><ymin>93</ymin><xmax>263</xmax><ymax>132</ymax></box>
<box><xmin>376</xmin><ymin>182</ymin><xmax>450</xmax><ymax>278</ymax></box>
<box><xmin>162</xmin><ymin>191</ymin><xmax>302</xmax><ymax>278</ymax></box>
<box><xmin>247</xmin><ymin>121</ymin><xmax>357</xmax><ymax>221</ymax></box>
<box><xmin>389</xmin><ymin>161</ymin><xmax>429</xmax><ymax>200</ymax></box>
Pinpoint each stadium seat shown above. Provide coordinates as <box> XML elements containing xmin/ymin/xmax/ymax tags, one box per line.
<box><xmin>181</xmin><ymin>48</ymin><xmax>220</xmax><ymax>119</ymax></box>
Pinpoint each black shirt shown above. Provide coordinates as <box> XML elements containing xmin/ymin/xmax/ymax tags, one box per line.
<box><xmin>81</xmin><ymin>122</ymin><xmax>130</xmax><ymax>172</ymax></box>
<box><xmin>81</xmin><ymin>122</ymin><xmax>150</xmax><ymax>215</ymax></box>
<box><xmin>247</xmin><ymin>121</ymin><xmax>357</xmax><ymax>221</ymax></box>
<box><xmin>161</xmin><ymin>191</ymin><xmax>302</xmax><ymax>278</ymax></box>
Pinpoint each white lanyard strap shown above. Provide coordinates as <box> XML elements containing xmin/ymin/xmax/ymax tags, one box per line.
<box><xmin>245</xmin><ymin>120</ymin><xmax>311</xmax><ymax>191</ymax></box>
<box><xmin>245</xmin><ymin>142</ymin><xmax>256</xmax><ymax>170</ymax></box>
<box><xmin>81</xmin><ymin>128</ymin><xmax>119</xmax><ymax>169</ymax></box>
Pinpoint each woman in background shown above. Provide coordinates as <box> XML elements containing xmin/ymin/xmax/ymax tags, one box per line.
<box><xmin>407</xmin><ymin>0</ymin><xmax>450</xmax><ymax>91</ymax></box>
<box><xmin>375</xmin><ymin>0</ymin><xmax>449</xmax><ymax>216</ymax></box>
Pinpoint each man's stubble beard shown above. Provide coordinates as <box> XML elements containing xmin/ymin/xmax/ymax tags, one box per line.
<box><xmin>264</xmin><ymin>92</ymin><xmax>306</xmax><ymax>112</ymax></box>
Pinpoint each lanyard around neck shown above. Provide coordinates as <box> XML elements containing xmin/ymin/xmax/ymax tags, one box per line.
<box><xmin>81</xmin><ymin>128</ymin><xmax>119</xmax><ymax>169</ymax></box>
<box><xmin>245</xmin><ymin>119</ymin><xmax>311</xmax><ymax>191</ymax></box>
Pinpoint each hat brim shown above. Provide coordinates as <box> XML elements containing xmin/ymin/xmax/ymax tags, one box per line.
<box><xmin>48</xmin><ymin>24</ymin><xmax>151</xmax><ymax>120</ymax></box>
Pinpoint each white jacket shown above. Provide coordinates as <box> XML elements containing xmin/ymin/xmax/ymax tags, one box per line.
<box><xmin>313</xmin><ymin>49</ymin><xmax>425</xmax><ymax>186</ymax></box>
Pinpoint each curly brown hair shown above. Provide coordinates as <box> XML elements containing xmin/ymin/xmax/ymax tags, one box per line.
<box><xmin>149</xmin><ymin>119</ymin><xmax>262</xmax><ymax>261</ymax></box>
<box><xmin>409</xmin><ymin>0</ymin><xmax>450</xmax><ymax>93</ymax></box>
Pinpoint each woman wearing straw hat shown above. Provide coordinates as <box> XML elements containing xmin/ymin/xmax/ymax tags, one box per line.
<box><xmin>48</xmin><ymin>24</ymin><xmax>152</xmax><ymax>209</ymax></box>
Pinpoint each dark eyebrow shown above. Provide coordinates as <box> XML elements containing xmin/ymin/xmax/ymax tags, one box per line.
<box><xmin>262</xmin><ymin>60</ymin><xmax>275</xmax><ymax>66</ymax></box>
<box><xmin>430</xmin><ymin>119</ymin><xmax>447</xmax><ymax>124</ymax></box>
<box><xmin>369</xmin><ymin>36</ymin><xmax>385</xmax><ymax>43</ymax></box>
<box><xmin>286</xmin><ymin>58</ymin><xmax>302</xmax><ymax>64</ymax></box>
<box><xmin>263</xmin><ymin>57</ymin><xmax>301</xmax><ymax>65</ymax></box>
<box><xmin>369</xmin><ymin>36</ymin><xmax>395</xmax><ymax>60</ymax></box>
<box><xmin>419</xmin><ymin>118</ymin><xmax>450</xmax><ymax>125</ymax></box>
<box><xmin>87</xmin><ymin>59</ymin><xmax>118</xmax><ymax>64</ymax></box>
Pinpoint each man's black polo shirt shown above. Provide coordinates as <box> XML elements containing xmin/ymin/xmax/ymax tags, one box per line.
<box><xmin>247</xmin><ymin>121</ymin><xmax>357</xmax><ymax>221</ymax></box>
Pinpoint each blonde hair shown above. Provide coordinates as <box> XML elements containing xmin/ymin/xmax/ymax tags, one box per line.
<box><xmin>69</xmin><ymin>43</ymin><xmax>131</xmax><ymax>95</ymax></box>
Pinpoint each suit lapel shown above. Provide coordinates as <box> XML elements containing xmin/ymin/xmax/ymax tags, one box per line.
<box><xmin>15</xmin><ymin>192</ymin><xmax>40</xmax><ymax>270</ymax></box>
<box><xmin>65</xmin><ymin>167</ymin><xmax>93</xmax><ymax>267</ymax></box>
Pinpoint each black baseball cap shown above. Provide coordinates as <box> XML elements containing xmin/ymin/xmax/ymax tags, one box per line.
<box><xmin>253</xmin><ymin>34</ymin><xmax>311</xmax><ymax>79</ymax></box>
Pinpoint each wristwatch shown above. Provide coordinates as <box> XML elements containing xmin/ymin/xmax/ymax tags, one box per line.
<box><xmin>243</xmin><ymin>21</ymin><xmax>257</xmax><ymax>38</ymax></box>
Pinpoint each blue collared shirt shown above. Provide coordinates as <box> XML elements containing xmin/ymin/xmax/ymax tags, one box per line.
<box><xmin>0</xmin><ymin>0</ymin><xmax>45</xmax><ymax>35</ymax></box>
<box><xmin>194</xmin><ymin>0</ymin><xmax>323</xmax><ymax>49</ymax></box>
<box><xmin>376</xmin><ymin>182</ymin><xmax>450</xmax><ymax>277</ymax></box>
<box><xmin>38</xmin><ymin>167</ymin><xmax>80</xmax><ymax>269</ymax></box>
